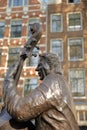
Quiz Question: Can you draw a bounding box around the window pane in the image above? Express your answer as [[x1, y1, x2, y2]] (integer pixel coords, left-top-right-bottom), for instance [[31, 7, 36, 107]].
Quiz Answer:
[[8, 0, 12, 7], [0, 21, 5, 38], [51, 39, 63, 61], [68, 38, 83, 61], [24, 78, 38, 96], [85, 111, 87, 121], [8, 48, 20, 67], [13, 0, 22, 6], [52, 15, 62, 32], [68, 13, 82, 31], [69, 69, 85, 97], [11, 20, 22, 38], [79, 111, 84, 121], [26, 48, 39, 66], [8, 0, 28, 7], [74, 0, 81, 3], [24, 0, 28, 5]]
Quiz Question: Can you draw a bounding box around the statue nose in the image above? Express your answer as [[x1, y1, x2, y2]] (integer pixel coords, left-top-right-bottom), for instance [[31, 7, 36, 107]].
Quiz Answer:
[[35, 66, 42, 71]]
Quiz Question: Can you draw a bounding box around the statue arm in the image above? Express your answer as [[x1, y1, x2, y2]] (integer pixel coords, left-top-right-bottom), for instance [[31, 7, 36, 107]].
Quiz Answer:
[[3, 75, 59, 121]]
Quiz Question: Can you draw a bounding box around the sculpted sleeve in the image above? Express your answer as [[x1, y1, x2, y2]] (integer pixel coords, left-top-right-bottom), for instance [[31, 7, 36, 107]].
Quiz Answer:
[[3, 74, 62, 122]]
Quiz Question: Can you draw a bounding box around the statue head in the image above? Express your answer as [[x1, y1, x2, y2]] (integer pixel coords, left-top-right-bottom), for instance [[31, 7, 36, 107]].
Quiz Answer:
[[36, 53, 63, 80]]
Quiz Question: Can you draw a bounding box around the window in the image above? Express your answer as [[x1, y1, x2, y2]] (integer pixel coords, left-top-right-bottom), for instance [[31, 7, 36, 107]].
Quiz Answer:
[[24, 78, 38, 96], [28, 18, 40, 36], [80, 126, 87, 130], [51, 14, 62, 32], [79, 111, 84, 121], [11, 20, 22, 38], [0, 21, 5, 38], [78, 111, 87, 122], [8, 47, 20, 67], [68, 13, 82, 31], [85, 111, 87, 121], [26, 48, 39, 66], [0, 49, 2, 65], [8, 0, 28, 7], [69, 69, 85, 97], [68, 0, 81, 3], [68, 38, 84, 61], [51, 39, 63, 61]]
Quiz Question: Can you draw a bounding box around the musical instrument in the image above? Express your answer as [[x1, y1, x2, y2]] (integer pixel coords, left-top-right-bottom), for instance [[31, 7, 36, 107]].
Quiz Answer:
[[0, 23, 42, 130]]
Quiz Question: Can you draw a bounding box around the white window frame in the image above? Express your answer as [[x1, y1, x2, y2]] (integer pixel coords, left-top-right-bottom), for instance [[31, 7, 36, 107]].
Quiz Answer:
[[50, 39, 63, 61], [8, 0, 28, 7], [10, 19, 22, 38], [69, 69, 86, 98], [50, 13, 63, 32], [7, 47, 21, 67], [68, 37, 84, 61], [67, 12, 82, 31]]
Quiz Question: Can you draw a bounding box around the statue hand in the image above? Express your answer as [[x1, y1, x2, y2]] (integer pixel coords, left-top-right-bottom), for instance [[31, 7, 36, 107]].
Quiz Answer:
[[20, 47, 27, 60], [20, 23, 42, 59]]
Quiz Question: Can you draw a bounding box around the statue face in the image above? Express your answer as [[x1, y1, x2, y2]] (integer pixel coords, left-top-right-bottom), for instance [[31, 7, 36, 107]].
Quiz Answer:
[[35, 58, 50, 80]]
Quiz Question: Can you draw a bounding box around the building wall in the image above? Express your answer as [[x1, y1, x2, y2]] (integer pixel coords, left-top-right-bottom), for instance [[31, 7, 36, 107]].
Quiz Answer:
[[47, 0, 87, 126], [0, 0, 87, 127]]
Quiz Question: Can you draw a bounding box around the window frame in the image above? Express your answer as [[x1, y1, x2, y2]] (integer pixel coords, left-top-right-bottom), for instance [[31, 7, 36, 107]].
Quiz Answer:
[[10, 19, 22, 38], [50, 13, 63, 32], [50, 39, 63, 61], [68, 37, 84, 61], [7, 47, 21, 67], [67, 12, 82, 31], [69, 69, 86, 98], [8, 0, 28, 7], [0, 21, 5, 38]]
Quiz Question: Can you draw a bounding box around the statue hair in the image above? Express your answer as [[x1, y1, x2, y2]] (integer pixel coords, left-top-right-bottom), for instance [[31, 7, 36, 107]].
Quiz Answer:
[[39, 53, 63, 75]]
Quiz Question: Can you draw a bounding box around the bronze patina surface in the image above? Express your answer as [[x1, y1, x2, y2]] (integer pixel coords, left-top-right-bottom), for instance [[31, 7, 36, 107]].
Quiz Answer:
[[0, 23, 79, 130]]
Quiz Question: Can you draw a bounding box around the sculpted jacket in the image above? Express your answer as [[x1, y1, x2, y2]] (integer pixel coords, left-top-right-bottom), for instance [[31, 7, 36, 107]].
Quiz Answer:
[[3, 72, 79, 130]]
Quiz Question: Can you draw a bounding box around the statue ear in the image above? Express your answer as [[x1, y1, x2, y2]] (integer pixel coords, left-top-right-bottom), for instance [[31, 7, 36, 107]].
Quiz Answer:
[[44, 62, 50, 71]]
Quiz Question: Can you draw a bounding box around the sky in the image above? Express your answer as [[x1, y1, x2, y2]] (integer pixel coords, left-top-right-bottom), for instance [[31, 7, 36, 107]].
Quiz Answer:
[[44, 0, 48, 2]]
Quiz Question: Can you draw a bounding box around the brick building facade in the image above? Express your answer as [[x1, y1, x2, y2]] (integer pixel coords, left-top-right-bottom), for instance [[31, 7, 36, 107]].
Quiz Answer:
[[47, 0, 87, 128], [0, 0, 87, 128]]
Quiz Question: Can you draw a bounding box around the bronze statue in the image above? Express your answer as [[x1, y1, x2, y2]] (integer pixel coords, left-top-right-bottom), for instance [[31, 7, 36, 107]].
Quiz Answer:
[[0, 23, 79, 130], [0, 22, 42, 130]]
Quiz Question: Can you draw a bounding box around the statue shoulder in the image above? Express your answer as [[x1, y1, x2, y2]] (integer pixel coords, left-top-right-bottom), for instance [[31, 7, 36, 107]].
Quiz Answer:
[[42, 73, 58, 86]]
